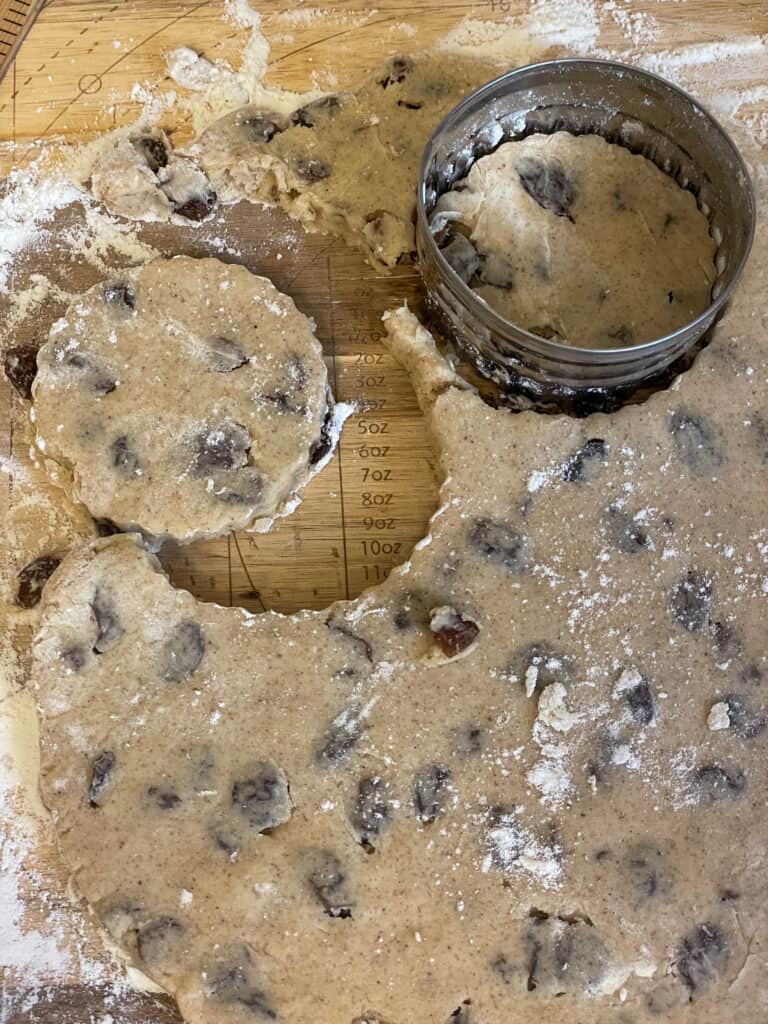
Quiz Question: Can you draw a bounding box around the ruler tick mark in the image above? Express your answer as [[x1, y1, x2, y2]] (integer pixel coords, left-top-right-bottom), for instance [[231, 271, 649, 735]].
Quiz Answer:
[[232, 533, 266, 613], [227, 534, 233, 608], [326, 253, 351, 602]]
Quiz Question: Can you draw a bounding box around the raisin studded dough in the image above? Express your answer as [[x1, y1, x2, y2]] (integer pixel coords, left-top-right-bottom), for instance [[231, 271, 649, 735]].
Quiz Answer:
[[432, 132, 717, 349], [89, 128, 218, 224], [32, 256, 331, 542], [193, 56, 494, 268], [32, 237, 768, 1024]]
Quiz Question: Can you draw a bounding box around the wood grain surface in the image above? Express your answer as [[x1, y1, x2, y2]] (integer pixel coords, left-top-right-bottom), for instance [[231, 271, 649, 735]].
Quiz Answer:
[[1, 1, 767, 1021]]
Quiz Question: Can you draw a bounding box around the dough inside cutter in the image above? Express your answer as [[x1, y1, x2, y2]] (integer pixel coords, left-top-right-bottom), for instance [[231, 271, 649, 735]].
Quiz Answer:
[[431, 131, 717, 349]]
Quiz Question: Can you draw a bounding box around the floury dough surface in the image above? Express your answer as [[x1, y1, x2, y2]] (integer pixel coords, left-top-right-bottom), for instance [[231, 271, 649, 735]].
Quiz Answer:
[[32, 256, 332, 542], [32, 262, 768, 1024], [193, 56, 495, 268], [432, 132, 717, 349]]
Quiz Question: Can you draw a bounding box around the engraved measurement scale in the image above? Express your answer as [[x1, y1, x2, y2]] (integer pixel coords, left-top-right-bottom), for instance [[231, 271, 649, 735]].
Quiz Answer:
[[0, 199, 432, 623], [0, 0, 45, 82], [0, 0, 437, 622], [1, 24, 437, 624], [154, 210, 438, 617]]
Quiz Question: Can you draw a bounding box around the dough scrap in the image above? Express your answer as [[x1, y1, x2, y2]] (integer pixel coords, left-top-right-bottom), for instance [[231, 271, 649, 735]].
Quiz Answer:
[[32, 256, 332, 542], [89, 128, 218, 224], [32, 285, 768, 1022], [87, 128, 219, 224], [432, 132, 717, 348], [192, 55, 495, 268]]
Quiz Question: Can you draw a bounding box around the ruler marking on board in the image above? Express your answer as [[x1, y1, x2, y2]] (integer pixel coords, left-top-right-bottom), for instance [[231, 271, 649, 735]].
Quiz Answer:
[[326, 252, 352, 602]]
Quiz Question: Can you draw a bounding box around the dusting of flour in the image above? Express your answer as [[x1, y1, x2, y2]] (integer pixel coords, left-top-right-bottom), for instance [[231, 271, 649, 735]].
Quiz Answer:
[[0, 625, 164, 1020], [0, 163, 81, 294], [2, 0, 768, 1016]]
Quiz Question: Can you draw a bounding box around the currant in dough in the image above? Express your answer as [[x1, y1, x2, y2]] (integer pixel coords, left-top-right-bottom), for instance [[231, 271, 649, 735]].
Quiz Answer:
[[431, 132, 717, 348], [32, 256, 332, 542], [32, 289, 768, 1022]]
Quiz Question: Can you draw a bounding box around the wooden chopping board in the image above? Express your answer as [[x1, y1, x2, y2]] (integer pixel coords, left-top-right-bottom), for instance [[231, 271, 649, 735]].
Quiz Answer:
[[1, 1, 767, 1021]]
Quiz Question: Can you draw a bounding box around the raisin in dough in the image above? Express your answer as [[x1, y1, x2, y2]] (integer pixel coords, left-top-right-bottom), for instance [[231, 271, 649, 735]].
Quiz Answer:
[[32, 256, 331, 542], [432, 132, 717, 348], [193, 56, 494, 268], [88, 128, 218, 223], [32, 242, 768, 1024]]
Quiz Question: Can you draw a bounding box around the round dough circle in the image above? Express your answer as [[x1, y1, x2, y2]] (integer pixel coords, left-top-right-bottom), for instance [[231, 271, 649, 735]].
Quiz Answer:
[[32, 256, 330, 541], [433, 132, 717, 349]]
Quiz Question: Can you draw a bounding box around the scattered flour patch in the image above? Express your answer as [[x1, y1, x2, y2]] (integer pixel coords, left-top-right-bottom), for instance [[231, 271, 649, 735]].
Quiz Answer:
[[273, 7, 326, 28], [593, 32, 768, 149], [535, 683, 582, 734], [1, 141, 159, 306], [0, 804, 72, 986], [435, 17, 537, 64], [0, 456, 32, 483], [276, 8, 372, 30], [310, 68, 340, 92], [613, 667, 643, 699], [527, 0, 599, 50], [58, 204, 159, 275], [603, 1, 660, 47], [641, 36, 768, 75], [610, 743, 640, 769], [482, 808, 563, 889], [708, 702, 731, 731], [527, 756, 572, 805], [390, 22, 418, 38], [166, 47, 232, 91], [224, 0, 262, 30], [438, 0, 599, 61], [527, 684, 583, 808], [171, 3, 316, 133], [0, 164, 83, 293], [127, 81, 179, 122], [716, 85, 768, 148], [0, 661, 148, 1015], [524, 663, 539, 697], [668, 746, 699, 809], [3, 275, 77, 334], [527, 468, 554, 494]]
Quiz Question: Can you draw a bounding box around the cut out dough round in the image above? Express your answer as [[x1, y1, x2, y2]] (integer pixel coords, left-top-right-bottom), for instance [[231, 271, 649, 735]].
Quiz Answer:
[[432, 132, 717, 348], [32, 256, 332, 542], [32, 282, 768, 1024]]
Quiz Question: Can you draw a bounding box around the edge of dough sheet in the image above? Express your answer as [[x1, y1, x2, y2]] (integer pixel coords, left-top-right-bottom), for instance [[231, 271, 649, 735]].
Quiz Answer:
[[24, 297, 732, 1012]]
